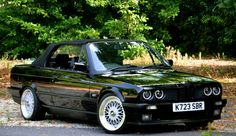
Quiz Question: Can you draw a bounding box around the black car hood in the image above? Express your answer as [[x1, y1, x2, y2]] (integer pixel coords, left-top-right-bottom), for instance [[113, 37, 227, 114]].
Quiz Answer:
[[102, 69, 216, 86]]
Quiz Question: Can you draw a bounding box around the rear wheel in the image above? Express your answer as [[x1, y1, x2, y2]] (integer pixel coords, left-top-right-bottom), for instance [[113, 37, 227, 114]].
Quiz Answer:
[[98, 93, 126, 133], [20, 87, 45, 120]]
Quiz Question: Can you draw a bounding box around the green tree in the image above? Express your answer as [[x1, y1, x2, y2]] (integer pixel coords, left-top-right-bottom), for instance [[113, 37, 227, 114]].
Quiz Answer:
[[143, 0, 180, 42], [1, 0, 235, 58], [169, 0, 236, 56], [100, 0, 152, 40], [0, 0, 99, 58]]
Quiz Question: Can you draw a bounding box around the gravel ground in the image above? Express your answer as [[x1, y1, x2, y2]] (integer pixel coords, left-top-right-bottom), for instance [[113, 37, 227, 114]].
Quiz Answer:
[[0, 98, 98, 129], [211, 97, 236, 132], [0, 97, 235, 132]]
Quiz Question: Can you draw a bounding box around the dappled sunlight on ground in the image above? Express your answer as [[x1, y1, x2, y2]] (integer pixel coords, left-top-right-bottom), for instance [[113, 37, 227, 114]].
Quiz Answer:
[[173, 59, 236, 67]]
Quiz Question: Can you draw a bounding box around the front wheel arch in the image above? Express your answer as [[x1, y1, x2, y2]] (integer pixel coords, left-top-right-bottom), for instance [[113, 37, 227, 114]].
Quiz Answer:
[[98, 87, 125, 104]]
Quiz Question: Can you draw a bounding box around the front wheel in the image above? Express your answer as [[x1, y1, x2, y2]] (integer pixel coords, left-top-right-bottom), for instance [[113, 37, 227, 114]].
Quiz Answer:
[[98, 93, 126, 133], [20, 87, 45, 120]]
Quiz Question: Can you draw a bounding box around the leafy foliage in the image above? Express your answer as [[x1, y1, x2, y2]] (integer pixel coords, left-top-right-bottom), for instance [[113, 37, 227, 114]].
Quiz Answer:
[[169, 0, 236, 56], [119, 45, 146, 60], [0, 0, 100, 58], [0, 0, 235, 58]]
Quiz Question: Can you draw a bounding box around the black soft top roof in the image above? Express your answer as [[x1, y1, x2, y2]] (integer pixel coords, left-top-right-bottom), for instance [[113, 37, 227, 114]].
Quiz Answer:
[[32, 39, 143, 67]]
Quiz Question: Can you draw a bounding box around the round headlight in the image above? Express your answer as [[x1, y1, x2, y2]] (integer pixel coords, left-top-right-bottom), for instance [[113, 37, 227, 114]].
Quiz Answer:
[[154, 90, 164, 99], [204, 87, 212, 96], [142, 91, 152, 100], [212, 87, 221, 95]]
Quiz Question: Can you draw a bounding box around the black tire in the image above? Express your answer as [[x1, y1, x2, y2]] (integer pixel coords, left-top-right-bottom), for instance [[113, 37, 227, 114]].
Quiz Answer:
[[20, 87, 45, 120], [97, 93, 127, 133]]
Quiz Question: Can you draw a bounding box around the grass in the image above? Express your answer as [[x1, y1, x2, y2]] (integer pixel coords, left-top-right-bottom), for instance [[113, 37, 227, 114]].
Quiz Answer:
[[0, 88, 7, 98], [168, 50, 235, 97], [0, 47, 235, 98], [172, 59, 236, 97], [0, 59, 31, 70], [201, 130, 221, 136], [0, 60, 30, 98], [0, 53, 235, 132], [0, 55, 236, 97], [163, 46, 236, 97]]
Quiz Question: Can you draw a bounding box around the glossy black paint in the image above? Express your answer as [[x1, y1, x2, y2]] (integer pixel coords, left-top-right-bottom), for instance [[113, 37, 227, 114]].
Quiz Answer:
[[9, 39, 227, 125]]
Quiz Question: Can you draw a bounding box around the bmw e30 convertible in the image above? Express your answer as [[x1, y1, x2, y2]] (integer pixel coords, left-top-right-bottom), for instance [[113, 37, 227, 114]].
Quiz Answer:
[[8, 39, 227, 133]]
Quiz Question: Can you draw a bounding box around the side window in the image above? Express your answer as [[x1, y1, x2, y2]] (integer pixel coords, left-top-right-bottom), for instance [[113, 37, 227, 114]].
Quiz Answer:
[[46, 45, 88, 72], [79, 47, 87, 64], [74, 47, 88, 72]]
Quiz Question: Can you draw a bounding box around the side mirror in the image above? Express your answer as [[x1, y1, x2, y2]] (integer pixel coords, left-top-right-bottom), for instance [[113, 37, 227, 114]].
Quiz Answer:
[[168, 59, 173, 66], [74, 62, 88, 72]]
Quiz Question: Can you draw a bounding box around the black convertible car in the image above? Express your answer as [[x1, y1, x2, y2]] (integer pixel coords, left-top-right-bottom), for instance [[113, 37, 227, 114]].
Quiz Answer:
[[8, 39, 226, 133]]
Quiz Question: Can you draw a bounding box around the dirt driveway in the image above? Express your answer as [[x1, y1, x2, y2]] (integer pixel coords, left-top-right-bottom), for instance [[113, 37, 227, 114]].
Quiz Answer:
[[0, 96, 235, 132]]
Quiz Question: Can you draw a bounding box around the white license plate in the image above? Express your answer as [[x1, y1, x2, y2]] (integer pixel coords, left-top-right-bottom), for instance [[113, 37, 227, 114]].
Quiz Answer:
[[172, 101, 205, 112]]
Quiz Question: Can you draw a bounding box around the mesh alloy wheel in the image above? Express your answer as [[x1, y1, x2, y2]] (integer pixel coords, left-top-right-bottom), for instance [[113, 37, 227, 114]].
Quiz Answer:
[[98, 94, 126, 133], [20, 87, 45, 120], [21, 89, 35, 119]]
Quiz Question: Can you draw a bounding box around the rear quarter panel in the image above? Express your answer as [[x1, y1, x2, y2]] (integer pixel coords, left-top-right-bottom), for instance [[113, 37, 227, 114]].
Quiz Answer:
[[10, 64, 54, 106]]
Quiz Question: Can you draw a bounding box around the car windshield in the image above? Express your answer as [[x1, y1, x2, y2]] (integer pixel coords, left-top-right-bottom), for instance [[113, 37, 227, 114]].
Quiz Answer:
[[88, 41, 171, 73]]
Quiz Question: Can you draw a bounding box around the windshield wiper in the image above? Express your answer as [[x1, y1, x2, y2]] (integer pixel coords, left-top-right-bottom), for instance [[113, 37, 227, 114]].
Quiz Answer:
[[110, 65, 141, 71], [142, 65, 171, 69], [110, 64, 171, 72]]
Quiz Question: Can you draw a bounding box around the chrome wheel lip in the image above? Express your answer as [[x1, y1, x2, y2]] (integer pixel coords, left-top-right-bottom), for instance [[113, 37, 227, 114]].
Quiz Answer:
[[99, 96, 125, 131], [21, 89, 35, 119]]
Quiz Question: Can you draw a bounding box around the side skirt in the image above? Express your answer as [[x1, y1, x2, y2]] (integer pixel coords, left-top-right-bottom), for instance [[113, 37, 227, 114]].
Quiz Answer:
[[43, 105, 97, 121]]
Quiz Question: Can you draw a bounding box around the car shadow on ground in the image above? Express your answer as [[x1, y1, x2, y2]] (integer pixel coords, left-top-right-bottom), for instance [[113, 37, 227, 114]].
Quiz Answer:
[[44, 114, 207, 134]]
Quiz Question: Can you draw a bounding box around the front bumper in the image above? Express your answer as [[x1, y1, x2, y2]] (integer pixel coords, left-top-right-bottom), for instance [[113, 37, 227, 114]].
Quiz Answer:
[[123, 99, 227, 125]]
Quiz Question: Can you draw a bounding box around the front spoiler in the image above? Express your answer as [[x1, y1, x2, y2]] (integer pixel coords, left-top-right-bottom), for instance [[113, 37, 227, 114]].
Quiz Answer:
[[123, 99, 227, 125]]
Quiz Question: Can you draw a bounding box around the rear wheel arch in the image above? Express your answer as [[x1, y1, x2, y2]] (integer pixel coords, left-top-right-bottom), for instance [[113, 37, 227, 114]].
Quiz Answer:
[[20, 86, 29, 96], [20, 83, 38, 96], [20, 87, 45, 120]]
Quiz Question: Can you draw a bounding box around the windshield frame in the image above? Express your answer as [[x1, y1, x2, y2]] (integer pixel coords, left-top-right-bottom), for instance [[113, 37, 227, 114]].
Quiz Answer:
[[86, 40, 172, 75]]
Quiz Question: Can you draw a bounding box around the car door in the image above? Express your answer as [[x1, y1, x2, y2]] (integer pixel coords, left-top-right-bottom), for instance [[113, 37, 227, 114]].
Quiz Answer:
[[45, 44, 92, 111]]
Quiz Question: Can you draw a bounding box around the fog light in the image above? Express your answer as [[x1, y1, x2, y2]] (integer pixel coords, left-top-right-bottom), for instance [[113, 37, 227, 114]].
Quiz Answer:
[[146, 105, 157, 110], [142, 114, 152, 121], [215, 101, 222, 106], [213, 109, 221, 116]]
